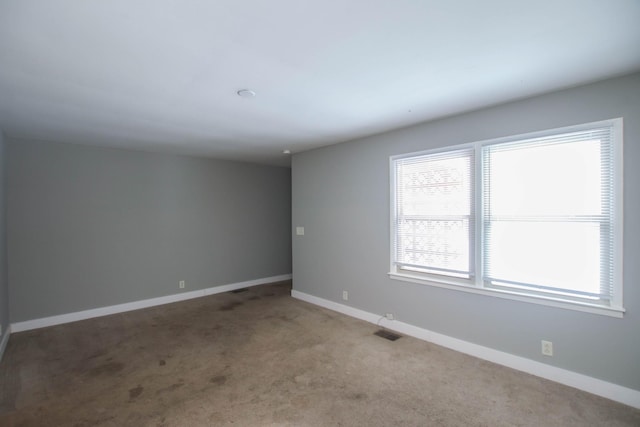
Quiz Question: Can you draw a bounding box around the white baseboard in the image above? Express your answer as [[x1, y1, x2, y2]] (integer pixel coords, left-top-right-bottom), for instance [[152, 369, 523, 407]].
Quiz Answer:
[[0, 325, 11, 362], [291, 289, 640, 410], [11, 274, 292, 333]]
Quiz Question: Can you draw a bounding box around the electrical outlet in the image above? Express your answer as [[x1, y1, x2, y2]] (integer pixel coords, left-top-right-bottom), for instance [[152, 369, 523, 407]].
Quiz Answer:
[[342, 290, 348, 301], [385, 313, 394, 320], [541, 340, 553, 356], [179, 280, 185, 289]]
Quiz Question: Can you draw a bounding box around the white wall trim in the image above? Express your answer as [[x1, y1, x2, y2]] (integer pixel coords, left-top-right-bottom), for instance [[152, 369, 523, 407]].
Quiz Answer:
[[291, 289, 640, 410], [11, 274, 292, 333], [0, 325, 11, 362]]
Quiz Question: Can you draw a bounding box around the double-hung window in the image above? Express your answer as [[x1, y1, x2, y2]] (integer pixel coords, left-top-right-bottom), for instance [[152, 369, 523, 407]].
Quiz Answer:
[[390, 119, 623, 316], [393, 148, 475, 281]]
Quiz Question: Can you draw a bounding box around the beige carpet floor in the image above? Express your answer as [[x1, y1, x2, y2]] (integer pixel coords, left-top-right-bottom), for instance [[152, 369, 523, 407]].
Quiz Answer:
[[0, 281, 638, 426]]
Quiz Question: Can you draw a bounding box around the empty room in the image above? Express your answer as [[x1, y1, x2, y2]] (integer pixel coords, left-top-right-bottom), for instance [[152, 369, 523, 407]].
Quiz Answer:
[[1, 1, 639, 426]]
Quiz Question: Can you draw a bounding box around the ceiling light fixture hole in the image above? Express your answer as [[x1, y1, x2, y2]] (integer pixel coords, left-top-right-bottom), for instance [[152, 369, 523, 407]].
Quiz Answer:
[[237, 89, 256, 98]]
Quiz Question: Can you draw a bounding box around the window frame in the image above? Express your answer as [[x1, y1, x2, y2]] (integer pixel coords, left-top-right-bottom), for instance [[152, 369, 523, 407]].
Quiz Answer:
[[389, 118, 624, 318]]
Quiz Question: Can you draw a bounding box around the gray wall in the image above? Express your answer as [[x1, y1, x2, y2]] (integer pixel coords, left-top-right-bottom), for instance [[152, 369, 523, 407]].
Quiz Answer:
[[292, 73, 640, 391], [0, 130, 8, 344], [8, 140, 291, 322]]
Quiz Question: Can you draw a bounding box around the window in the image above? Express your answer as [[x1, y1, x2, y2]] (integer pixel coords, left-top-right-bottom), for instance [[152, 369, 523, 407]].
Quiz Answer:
[[390, 119, 623, 316], [393, 149, 475, 279]]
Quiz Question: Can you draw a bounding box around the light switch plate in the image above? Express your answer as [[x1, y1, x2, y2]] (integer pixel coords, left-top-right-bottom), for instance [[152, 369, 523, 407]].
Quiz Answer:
[[296, 226, 305, 236]]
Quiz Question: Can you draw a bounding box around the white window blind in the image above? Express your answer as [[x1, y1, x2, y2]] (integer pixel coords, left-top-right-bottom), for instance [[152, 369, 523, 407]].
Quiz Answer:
[[393, 148, 474, 279], [482, 127, 615, 303], [390, 118, 623, 316]]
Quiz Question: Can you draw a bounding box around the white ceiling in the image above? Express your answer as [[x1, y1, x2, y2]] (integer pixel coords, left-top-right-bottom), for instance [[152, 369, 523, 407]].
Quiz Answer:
[[1, 1, 639, 167]]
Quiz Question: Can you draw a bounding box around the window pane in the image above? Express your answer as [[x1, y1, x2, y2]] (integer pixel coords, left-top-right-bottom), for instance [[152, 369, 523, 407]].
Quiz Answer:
[[485, 221, 602, 296], [398, 155, 471, 216], [397, 217, 470, 274], [487, 140, 602, 216]]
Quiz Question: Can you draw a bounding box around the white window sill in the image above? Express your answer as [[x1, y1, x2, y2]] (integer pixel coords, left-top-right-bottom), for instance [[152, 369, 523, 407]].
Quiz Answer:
[[388, 272, 625, 318]]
